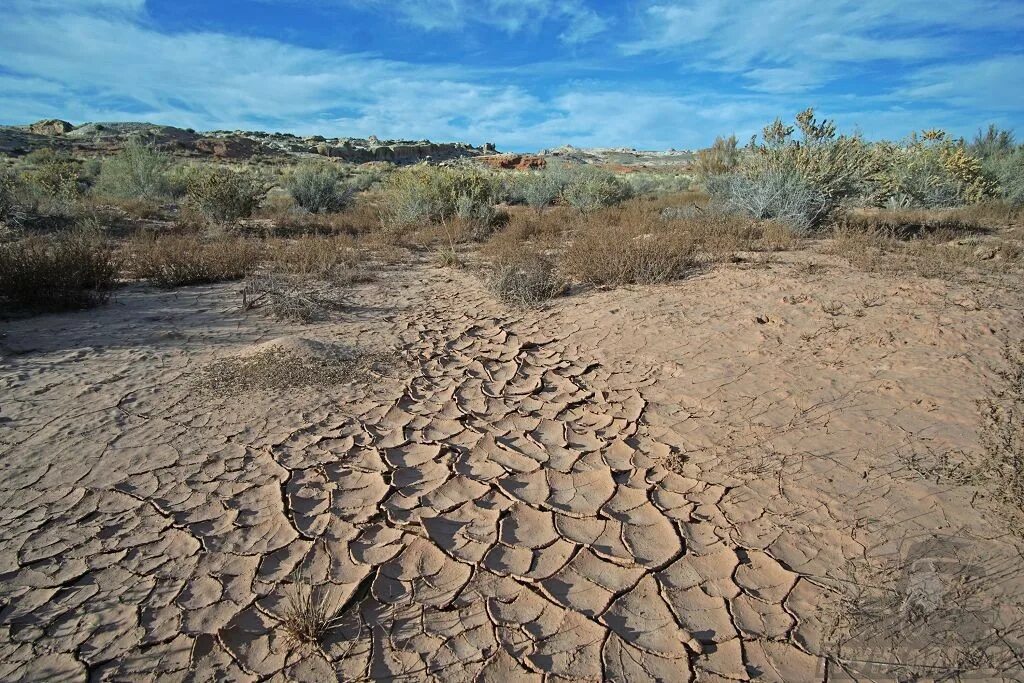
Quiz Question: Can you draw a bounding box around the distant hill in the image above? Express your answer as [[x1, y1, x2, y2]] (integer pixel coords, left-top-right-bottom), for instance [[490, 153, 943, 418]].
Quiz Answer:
[[0, 119, 497, 165]]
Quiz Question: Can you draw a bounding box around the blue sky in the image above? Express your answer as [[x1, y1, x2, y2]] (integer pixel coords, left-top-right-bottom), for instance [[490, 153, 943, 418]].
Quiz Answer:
[[1, 0, 1022, 151]]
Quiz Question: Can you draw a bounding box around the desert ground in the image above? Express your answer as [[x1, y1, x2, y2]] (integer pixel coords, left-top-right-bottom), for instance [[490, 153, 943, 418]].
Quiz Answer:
[[2, 116, 1024, 681], [3, 242, 1024, 681]]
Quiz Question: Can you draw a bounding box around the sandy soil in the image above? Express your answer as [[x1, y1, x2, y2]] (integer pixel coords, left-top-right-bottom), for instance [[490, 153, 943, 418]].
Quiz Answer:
[[2, 253, 1023, 681]]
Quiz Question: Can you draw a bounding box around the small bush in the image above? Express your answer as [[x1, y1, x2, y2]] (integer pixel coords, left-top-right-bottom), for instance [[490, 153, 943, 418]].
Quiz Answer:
[[186, 167, 265, 222], [487, 251, 565, 307], [562, 219, 699, 286], [0, 230, 117, 310], [707, 168, 830, 236], [380, 166, 501, 235], [264, 235, 367, 282], [279, 576, 345, 645], [286, 161, 354, 214], [559, 164, 632, 213], [693, 135, 740, 180], [874, 131, 994, 209], [95, 141, 173, 200], [20, 149, 82, 213], [128, 234, 261, 287], [1, 169, 26, 226], [987, 149, 1024, 207], [511, 169, 566, 213]]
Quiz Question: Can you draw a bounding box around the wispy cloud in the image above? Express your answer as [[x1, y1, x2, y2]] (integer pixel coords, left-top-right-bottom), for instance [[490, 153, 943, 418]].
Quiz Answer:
[[0, 0, 1021, 149], [326, 0, 608, 44]]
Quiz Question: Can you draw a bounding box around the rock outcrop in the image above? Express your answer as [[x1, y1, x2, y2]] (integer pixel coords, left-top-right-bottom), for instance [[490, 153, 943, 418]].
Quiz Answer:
[[28, 119, 75, 136]]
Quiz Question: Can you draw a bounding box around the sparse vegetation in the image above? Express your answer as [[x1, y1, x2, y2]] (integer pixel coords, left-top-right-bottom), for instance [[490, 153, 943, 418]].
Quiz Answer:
[[286, 161, 354, 214], [128, 234, 262, 287], [95, 140, 174, 200], [279, 577, 345, 647], [486, 250, 565, 307], [186, 167, 265, 222], [559, 163, 633, 213], [0, 229, 117, 310], [561, 214, 699, 286], [0, 169, 25, 226]]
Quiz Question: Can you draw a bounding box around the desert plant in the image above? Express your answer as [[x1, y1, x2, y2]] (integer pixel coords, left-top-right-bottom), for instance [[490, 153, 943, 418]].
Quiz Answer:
[[380, 165, 500, 229], [706, 167, 830, 236], [286, 161, 355, 214], [987, 148, 1024, 207], [559, 164, 632, 213], [0, 169, 25, 226], [128, 234, 261, 287], [561, 219, 699, 285], [709, 109, 875, 232], [487, 251, 565, 307], [512, 168, 567, 213], [0, 230, 117, 310], [279, 576, 345, 646], [874, 131, 994, 209], [186, 167, 265, 222], [969, 124, 1016, 161], [95, 140, 173, 200], [693, 135, 740, 180], [21, 148, 82, 210]]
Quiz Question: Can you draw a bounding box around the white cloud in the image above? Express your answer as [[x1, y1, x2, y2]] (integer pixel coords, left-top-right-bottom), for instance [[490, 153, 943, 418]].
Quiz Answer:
[[900, 55, 1024, 111], [318, 0, 607, 44], [619, 0, 1024, 89]]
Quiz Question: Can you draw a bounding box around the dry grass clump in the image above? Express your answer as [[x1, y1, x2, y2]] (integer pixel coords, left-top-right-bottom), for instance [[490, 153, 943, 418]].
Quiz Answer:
[[978, 340, 1024, 507], [562, 223, 699, 286], [279, 578, 346, 647], [486, 250, 566, 307], [828, 224, 1021, 281], [194, 338, 392, 393], [0, 230, 117, 311], [127, 234, 262, 287], [832, 207, 991, 240], [241, 274, 343, 322], [263, 234, 368, 282], [258, 193, 382, 237]]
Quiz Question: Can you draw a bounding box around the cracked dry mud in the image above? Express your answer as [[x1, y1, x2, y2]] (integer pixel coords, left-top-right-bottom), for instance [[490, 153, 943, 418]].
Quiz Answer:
[[2, 257, 1024, 681]]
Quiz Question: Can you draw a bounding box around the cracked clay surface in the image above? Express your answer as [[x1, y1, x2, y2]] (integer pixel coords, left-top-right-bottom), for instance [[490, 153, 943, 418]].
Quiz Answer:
[[2, 258, 1024, 681]]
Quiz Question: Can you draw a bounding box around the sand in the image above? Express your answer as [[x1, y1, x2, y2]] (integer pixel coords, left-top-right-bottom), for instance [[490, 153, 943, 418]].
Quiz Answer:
[[2, 253, 1023, 681]]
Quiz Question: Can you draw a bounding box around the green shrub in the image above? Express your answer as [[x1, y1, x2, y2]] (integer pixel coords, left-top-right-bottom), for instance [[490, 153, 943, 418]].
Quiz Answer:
[[0, 230, 117, 310], [708, 109, 875, 231], [511, 168, 567, 213], [559, 164, 632, 213], [286, 161, 354, 213], [186, 167, 265, 222], [95, 141, 173, 200], [128, 234, 262, 287], [987, 148, 1024, 207], [969, 124, 1016, 161], [874, 131, 994, 208], [380, 165, 500, 229], [21, 148, 82, 208]]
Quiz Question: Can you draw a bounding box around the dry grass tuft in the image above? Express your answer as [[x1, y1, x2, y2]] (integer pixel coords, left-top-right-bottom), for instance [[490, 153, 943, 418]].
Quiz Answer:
[[241, 274, 343, 322], [978, 340, 1024, 507], [560, 206, 702, 286], [486, 250, 566, 307], [127, 234, 262, 287], [280, 576, 345, 647], [0, 230, 118, 311]]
